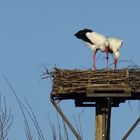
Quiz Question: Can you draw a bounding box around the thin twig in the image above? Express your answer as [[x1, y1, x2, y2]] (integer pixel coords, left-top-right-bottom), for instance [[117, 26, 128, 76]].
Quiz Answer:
[[23, 98, 45, 140], [62, 118, 69, 140], [3, 75, 33, 140]]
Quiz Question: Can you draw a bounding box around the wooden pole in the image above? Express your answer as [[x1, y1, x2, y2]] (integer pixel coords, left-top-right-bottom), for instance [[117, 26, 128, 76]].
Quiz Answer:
[[95, 100, 111, 140]]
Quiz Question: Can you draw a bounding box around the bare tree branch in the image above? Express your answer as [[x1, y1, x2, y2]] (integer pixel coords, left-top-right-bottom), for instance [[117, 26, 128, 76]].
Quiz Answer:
[[48, 115, 57, 140], [0, 94, 13, 140], [3, 75, 33, 140], [22, 98, 45, 140]]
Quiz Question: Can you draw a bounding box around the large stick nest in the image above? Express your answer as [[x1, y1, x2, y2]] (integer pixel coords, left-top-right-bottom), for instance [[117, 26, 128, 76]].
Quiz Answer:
[[43, 67, 140, 96]]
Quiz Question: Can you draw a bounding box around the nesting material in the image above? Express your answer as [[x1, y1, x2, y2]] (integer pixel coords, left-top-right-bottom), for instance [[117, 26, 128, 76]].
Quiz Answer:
[[43, 67, 140, 98]]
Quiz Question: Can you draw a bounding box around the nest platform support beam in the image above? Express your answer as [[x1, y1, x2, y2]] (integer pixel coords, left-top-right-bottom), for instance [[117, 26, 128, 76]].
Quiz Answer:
[[122, 115, 140, 140], [50, 99, 82, 140], [95, 98, 111, 140]]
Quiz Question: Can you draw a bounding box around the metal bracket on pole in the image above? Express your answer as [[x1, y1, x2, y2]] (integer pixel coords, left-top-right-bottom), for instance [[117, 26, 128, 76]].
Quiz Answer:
[[50, 99, 82, 140], [122, 116, 140, 140]]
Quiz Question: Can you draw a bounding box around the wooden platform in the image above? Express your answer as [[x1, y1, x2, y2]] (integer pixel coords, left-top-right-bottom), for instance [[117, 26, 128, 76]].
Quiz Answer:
[[44, 68, 140, 106]]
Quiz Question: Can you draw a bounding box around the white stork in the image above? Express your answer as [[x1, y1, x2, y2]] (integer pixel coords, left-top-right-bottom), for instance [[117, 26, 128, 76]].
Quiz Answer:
[[74, 28, 123, 70]]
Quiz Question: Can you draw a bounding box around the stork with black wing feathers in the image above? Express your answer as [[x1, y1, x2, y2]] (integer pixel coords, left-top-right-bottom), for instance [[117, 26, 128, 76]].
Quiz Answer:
[[74, 29, 123, 70]]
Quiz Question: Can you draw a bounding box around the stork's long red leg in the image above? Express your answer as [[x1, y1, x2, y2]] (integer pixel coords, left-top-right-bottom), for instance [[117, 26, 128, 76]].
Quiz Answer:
[[114, 59, 117, 70], [93, 51, 96, 70], [105, 47, 109, 69]]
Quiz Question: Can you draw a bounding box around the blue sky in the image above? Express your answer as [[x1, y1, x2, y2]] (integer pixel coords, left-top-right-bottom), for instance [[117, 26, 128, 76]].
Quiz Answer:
[[0, 0, 140, 140]]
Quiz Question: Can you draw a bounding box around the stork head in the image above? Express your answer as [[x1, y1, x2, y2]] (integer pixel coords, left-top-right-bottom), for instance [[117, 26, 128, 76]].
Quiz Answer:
[[117, 39, 123, 50], [114, 51, 120, 59], [107, 37, 123, 51]]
